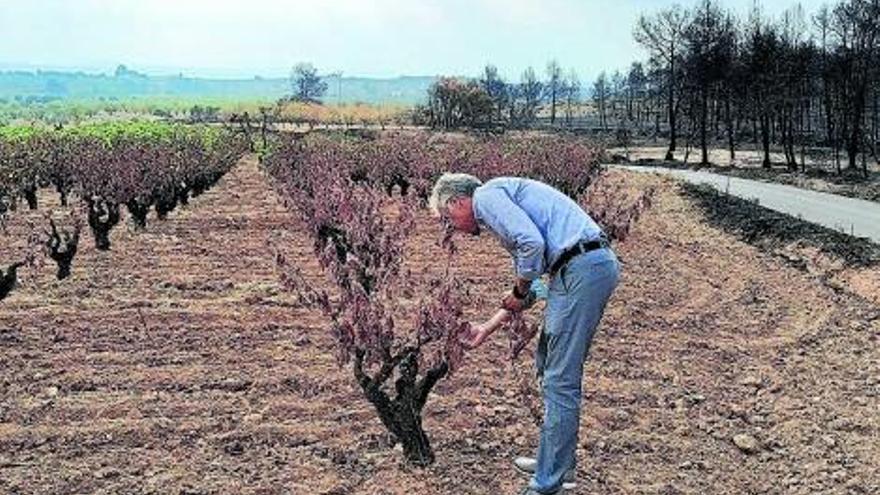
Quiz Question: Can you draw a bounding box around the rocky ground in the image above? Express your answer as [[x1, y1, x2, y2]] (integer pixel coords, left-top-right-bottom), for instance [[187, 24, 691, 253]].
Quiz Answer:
[[0, 156, 877, 494]]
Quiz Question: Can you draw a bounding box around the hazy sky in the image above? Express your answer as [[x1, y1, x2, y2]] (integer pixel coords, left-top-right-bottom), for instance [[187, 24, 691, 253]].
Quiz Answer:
[[1, 0, 830, 80]]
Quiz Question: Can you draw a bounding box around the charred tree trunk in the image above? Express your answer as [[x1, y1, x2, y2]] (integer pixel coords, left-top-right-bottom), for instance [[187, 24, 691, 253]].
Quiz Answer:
[[753, 117, 759, 147], [872, 91, 879, 166], [835, 138, 842, 175], [725, 92, 736, 161], [799, 96, 807, 172], [761, 113, 772, 168], [847, 123, 862, 174], [712, 95, 720, 138], [785, 108, 797, 171], [654, 106, 661, 137], [824, 89, 835, 150], [700, 88, 709, 166], [666, 55, 677, 161]]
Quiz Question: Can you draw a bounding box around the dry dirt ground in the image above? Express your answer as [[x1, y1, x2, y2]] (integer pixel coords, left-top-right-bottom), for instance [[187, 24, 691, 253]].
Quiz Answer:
[[1, 156, 878, 495]]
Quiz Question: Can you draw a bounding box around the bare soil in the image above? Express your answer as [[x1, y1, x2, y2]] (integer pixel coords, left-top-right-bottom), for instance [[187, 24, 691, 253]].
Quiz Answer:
[[0, 157, 877, 495]]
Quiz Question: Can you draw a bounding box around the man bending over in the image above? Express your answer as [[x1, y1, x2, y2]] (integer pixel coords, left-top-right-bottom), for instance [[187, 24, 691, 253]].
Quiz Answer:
[[430, 173, 620, 495]]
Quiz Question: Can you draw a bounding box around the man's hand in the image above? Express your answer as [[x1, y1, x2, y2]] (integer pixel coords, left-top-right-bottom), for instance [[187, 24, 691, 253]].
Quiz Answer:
[[501, 292, 526, 312], [501, 277, 533, 312], [460, 322, 494, 350], [460, 309, 511, 351]]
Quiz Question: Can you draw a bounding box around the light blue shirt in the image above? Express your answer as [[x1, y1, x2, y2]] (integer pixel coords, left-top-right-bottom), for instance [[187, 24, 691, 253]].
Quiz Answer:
[[472, 177, 603, 280]]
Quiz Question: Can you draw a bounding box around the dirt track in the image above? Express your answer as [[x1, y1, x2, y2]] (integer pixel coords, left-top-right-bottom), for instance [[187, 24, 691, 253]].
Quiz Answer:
[[0, 156, 878, 495]]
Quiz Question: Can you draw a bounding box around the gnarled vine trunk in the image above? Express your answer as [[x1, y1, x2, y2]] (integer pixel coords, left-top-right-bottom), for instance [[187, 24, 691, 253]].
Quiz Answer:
[[56, 184, 69, 207], [45, 219, 80, 280], [23, 186, 38, 210], [353, 349, 448, 466], [176, 185, 190, 206], [1, 262, 24, 301], [126, 199, 151, 229], [87, 199, 120, 251], [155, 191, 178, 220]]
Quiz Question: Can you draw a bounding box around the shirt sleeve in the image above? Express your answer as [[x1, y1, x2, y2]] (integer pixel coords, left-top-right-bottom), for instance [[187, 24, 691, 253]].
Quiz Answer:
[[473, 186, 546, 280]]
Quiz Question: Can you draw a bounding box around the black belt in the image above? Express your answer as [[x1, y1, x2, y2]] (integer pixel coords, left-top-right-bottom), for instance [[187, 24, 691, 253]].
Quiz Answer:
[[549, 237, 610, 278]]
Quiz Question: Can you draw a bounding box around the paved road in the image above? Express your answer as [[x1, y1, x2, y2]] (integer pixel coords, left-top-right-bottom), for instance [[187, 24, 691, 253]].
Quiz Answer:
[[613, 165, 880, 243]]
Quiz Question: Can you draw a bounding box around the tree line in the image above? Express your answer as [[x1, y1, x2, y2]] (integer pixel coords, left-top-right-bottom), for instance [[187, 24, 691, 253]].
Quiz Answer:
[[419, 0, 879, 177], [611, 0, 879, 175], [417, 61, 582, 131]]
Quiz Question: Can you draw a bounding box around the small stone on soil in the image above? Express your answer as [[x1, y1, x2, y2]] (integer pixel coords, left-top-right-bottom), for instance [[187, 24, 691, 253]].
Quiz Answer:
[[733, 433, 760, 454], [740, 375, 763, 387]]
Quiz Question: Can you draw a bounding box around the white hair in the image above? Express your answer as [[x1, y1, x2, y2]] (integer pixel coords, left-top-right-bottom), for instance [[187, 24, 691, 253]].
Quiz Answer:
[[428, 173, 482, 214]]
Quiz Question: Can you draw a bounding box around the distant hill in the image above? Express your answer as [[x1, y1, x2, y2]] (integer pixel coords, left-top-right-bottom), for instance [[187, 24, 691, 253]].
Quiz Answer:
[[0, 66, 436, 105]]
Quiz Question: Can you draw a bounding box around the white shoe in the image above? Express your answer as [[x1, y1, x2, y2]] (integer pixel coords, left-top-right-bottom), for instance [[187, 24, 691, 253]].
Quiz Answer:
[[518, 487, 565, 495], [513, 457, 577, 490]]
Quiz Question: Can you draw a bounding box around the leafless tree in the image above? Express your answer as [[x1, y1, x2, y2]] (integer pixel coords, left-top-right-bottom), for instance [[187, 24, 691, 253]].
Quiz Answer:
[[545, 60, 564, 125], [519, 67, 544, 127], [830, 0, 879, 175], [635, 4, 691, 160], [682, 0, 735, 165], [481, 64, 509, 124], [563, 69, 581, 127], [593, 72, 610, 131]]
